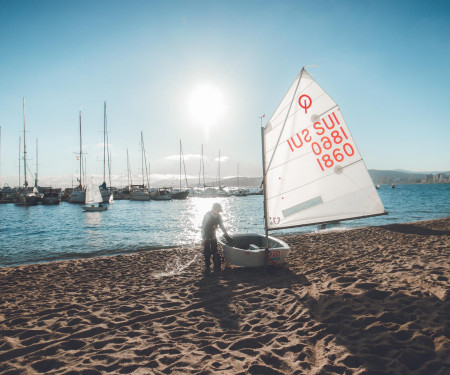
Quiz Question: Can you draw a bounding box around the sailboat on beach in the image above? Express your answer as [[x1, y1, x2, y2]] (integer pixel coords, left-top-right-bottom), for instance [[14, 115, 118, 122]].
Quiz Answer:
[[220, 67, 387, 267]]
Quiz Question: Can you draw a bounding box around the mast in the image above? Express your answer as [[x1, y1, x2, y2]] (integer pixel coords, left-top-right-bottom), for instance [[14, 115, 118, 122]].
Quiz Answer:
[[18, 136, 21, 190], [143, 149, 150, 188], [218, 149, 221, 189], [23, 97, 27, 193], [79, 110, 83, 188], [103, 101, 106, 185], [201, 144, 205, 188], [126, 148, 131, 187], [180, 141, 188, 188], [140, 131, 144, 186], [35, 138, 38, 188], [261, 126, 269, 248], [179, 140, 182, 189], [106, 108, 112, 190]]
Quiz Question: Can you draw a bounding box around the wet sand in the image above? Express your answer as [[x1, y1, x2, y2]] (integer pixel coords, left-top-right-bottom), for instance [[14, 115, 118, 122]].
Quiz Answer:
[[0, 218, 449, 374]]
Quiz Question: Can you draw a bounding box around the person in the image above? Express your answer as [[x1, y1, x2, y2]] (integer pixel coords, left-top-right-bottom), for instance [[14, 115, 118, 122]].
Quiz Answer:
[[201, 202, 232, 273]]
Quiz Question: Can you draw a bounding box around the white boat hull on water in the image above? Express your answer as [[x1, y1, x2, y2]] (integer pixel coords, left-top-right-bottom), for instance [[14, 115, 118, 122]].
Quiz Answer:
[[219, 234, 290, 267]]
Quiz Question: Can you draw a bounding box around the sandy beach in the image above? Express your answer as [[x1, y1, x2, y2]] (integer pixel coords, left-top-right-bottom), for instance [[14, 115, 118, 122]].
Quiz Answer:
[[0, 218, 449, 374]]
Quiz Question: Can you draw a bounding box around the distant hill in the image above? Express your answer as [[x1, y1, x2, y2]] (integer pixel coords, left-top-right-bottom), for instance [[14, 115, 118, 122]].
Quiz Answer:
[[368, 170, 449, 184], [152, 176, 263, 188], [151, 170, 449, 188]]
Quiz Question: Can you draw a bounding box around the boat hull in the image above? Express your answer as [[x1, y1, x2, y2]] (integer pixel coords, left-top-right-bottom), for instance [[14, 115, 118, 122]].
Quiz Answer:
[[151, 194, 172, 201], [42, 196, 61, 205], [130, 191, 151, 201], [82, 205, 108, 212], [219, 233, 290, 267], [68, 190, 86, 203], [172, 189, 189, 200]]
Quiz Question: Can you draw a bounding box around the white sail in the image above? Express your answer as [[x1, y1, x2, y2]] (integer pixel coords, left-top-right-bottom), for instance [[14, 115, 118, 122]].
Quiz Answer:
[[264, 68, 386, 230], [85, 177, 103, 205]]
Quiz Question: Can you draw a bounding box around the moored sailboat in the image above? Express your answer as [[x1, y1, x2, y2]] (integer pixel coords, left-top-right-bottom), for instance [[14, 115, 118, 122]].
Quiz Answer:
[[15, 98, 38, 207], [82, 176, 107, 212], [220, 67, 387, 267], [130, 132, 151, 201], [99, 101, 112, 203], [69, 110, 86, 203], [172, 140, 190, 200]]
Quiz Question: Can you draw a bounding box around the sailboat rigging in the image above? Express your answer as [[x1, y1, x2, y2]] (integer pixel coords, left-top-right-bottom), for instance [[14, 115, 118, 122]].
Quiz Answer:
[[172, 140, 190, 200], [130, 132, 151, 201], [15, 97, 38, 206], [68, 110, 86, 203], [99, 101, 112, 203], [220, 67, 387, 267]]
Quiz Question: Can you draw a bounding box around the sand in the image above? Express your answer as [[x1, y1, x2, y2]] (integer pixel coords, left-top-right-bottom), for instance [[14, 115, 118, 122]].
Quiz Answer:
[[0, 218, 449, 374]]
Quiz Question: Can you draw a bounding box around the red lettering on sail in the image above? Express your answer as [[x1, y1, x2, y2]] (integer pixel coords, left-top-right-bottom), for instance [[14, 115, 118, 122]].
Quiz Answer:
[[285, 110, 356, 172], [313, 122, 325, 136]]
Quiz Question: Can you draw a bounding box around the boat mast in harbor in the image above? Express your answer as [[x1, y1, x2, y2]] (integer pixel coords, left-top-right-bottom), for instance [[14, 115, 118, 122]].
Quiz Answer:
[[23, 97, 27, 197], [35, 138, 38, 188], [78, 110, 83, 188]]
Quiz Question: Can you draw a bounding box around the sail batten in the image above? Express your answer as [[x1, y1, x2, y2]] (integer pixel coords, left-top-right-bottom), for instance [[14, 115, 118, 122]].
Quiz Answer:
[[264, 68, 386, 230]]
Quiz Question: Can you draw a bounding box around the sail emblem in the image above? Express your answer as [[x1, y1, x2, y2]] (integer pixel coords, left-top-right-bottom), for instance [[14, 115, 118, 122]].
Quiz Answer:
[[298, 94, 312, 113], [272, 217, 281, 225]]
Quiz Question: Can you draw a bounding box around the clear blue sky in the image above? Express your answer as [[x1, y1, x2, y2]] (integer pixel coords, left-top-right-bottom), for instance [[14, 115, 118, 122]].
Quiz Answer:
[[1, 0, 449, 188]]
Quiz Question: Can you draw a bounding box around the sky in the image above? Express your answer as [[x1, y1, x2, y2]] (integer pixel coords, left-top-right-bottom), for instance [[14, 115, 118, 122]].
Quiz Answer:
[[0, 0, 449, 188]]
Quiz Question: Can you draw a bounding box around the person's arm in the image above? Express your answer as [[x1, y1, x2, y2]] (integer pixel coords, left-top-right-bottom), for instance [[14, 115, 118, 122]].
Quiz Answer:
[[201, 212, 211, 240], [218, 215, 232, 242]]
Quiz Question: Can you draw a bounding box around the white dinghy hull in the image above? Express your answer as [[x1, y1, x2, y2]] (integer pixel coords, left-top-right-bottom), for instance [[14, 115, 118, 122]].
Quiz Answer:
[[219, 234, 290, 267]]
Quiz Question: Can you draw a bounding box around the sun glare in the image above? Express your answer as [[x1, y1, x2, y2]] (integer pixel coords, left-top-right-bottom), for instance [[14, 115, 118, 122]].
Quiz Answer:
[[188, 85, 225, 127]]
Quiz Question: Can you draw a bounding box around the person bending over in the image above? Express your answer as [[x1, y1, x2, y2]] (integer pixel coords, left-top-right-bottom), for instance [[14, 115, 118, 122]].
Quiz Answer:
[[201, 202, 232, 272]]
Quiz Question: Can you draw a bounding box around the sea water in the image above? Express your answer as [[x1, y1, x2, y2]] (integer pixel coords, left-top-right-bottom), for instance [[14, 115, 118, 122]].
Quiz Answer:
[[0, 184, 449, 267]]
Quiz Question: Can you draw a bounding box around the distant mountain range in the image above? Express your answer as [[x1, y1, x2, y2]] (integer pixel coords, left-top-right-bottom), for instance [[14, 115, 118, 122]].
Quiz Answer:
[[153, 170, 449, 188], [368, 169, 449, 184]]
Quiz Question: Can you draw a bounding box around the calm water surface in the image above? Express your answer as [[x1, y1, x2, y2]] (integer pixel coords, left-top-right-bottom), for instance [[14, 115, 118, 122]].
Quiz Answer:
[[0, 184, 449, 266]]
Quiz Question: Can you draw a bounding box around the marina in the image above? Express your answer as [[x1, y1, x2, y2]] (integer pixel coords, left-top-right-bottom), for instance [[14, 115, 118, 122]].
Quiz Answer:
[[0, 183, 448, 267]]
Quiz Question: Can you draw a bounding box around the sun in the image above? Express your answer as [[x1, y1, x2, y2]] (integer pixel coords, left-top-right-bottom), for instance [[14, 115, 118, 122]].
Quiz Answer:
[[188, 85, 225, 127]]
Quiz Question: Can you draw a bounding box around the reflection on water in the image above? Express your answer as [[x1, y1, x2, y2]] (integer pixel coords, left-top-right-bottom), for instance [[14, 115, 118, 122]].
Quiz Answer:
[[1, 184, 449, 266], [84, 211, 103, 227], [84, 211, 104, 248]]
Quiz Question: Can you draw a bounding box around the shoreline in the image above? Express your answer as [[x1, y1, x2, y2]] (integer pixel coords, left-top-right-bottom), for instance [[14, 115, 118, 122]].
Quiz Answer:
[[1, 217, 449, 374], [2, 216, 449, 269]]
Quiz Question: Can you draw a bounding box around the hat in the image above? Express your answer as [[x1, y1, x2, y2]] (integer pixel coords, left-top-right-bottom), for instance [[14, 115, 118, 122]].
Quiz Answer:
[[212, 202, 223, 212]]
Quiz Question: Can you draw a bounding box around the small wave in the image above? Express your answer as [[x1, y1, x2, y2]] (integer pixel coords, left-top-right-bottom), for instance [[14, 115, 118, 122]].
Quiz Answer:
[[0, 244, 195, 267], [152, 254, 199, 279]]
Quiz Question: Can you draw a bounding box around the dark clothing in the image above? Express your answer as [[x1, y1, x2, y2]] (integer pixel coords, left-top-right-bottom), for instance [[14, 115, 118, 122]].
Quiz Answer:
[[203, 239, 221, 271], [201, 210, 227, 271]]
